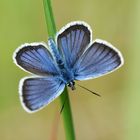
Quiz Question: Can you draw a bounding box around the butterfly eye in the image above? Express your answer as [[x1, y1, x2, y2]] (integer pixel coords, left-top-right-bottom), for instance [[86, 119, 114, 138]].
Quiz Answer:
[[68, 81, 75, 87], [67, 81, 75, 90]]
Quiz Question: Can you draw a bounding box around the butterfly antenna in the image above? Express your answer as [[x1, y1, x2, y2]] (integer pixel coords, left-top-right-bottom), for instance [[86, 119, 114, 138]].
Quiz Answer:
[[60, 94, 67, 114], [77, 84, 101, 97]]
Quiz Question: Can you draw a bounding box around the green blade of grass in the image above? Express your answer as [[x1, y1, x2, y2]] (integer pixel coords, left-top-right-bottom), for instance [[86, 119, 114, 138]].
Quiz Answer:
[[43, 0, 75, 140]]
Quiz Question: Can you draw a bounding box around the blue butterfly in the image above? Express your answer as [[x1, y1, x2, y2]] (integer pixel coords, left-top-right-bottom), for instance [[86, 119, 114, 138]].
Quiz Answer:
[[13, 21, 124, 113]]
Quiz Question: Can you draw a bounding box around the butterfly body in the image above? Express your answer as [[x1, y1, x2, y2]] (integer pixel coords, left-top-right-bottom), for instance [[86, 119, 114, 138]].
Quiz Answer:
[[13, 21, 124, 113], [48, 38, 75, 88]]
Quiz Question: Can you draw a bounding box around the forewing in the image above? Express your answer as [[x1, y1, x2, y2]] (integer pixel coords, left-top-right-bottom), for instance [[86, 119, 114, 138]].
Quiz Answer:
[[13, 43, 58, 76], [74, 39, 124, 80], [20, 77, 65, 113], [57, 21, 91, 68]]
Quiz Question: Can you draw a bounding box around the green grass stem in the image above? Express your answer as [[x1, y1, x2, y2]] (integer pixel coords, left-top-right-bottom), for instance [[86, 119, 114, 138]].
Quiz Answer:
[[43, 0, 75, 140]]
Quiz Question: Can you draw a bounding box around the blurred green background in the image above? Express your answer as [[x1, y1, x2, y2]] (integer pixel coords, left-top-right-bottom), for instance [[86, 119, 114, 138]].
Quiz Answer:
[[0, 0, 139, 140]]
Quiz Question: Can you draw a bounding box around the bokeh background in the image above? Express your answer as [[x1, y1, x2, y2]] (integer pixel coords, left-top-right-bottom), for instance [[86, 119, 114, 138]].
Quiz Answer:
[[0, 0, 139, 140]]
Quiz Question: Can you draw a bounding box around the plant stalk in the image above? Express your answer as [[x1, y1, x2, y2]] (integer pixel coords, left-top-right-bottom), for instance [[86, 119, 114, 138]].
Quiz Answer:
[[43, 0, 75, 140]]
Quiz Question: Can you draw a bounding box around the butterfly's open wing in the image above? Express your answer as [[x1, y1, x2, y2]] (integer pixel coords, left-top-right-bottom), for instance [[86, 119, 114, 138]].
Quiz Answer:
[[74, 39, 124, 80], [20, 77, 65, 113], [57, 21, 91, 68], [13, 43, 58, 76]]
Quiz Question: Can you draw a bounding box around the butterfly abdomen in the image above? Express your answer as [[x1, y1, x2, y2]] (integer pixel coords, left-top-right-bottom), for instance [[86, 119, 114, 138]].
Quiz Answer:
[[48, 38, 62, 61], [57, 60, 65, 69]]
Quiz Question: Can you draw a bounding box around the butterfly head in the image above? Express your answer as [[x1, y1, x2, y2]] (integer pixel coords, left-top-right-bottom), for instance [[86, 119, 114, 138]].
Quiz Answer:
[[68, 81, 75, 90]]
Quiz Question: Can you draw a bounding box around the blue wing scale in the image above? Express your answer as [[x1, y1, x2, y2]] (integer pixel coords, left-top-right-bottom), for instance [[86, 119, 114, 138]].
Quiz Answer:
[[20, 77, 65, 113], [14, 43, 58, 76], [74, 39, 123, 80], [57, 22, 91, 68]]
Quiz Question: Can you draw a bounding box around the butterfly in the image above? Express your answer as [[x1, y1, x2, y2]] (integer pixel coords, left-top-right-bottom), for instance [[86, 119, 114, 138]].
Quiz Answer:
[[13, 21, 124, 113]]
